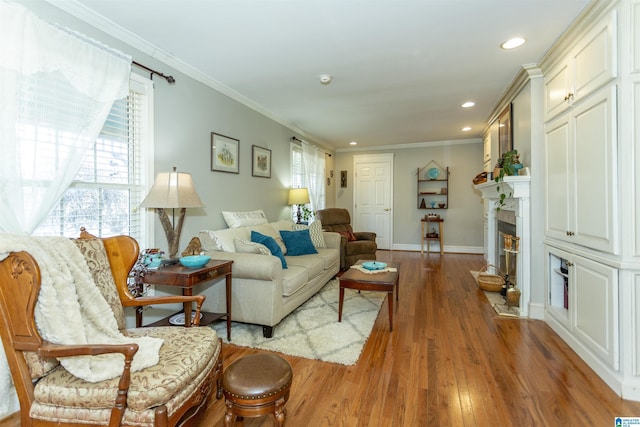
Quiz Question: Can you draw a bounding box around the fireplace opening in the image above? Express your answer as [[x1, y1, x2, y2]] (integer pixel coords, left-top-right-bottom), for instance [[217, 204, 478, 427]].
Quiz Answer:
[[496, 210, 517, 286]]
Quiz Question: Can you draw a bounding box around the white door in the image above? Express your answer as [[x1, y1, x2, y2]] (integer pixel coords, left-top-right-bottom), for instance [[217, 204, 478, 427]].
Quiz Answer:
[[353, 154, 393, 250]]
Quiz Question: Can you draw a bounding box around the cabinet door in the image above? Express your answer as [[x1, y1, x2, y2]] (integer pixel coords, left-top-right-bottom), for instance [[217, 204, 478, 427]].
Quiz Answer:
[[572, 255, 619, 370], [572, 10, 617, 102], [544, 115, 571, 242], [544, 60, 572, 121], [572, 85, 618, 254]]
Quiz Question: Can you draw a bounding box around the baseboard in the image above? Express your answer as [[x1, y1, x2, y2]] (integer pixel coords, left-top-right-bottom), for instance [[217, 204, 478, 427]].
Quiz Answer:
[[391, 243, 484, 254], [527, 302, 545, 320]]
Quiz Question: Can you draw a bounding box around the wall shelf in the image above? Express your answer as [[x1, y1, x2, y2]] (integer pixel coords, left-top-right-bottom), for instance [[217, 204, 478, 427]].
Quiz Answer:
[[417, 161, 449, 209]]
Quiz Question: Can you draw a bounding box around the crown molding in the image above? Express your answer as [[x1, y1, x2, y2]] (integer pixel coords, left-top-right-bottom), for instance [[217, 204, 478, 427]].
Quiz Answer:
[[43, 0, 331, 149]]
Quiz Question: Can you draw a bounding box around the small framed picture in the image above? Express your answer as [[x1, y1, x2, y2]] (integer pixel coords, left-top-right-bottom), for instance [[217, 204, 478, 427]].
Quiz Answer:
[[251, 145, 271, 178], [211, 132, 239, 174]]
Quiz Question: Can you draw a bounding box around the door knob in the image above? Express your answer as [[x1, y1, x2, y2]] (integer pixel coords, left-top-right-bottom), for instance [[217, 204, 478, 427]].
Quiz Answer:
[[384, 208, 391, 211]]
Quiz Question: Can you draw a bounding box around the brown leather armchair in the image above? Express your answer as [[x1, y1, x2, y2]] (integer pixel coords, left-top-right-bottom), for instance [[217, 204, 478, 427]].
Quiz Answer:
[[316, 208, 377, 270]]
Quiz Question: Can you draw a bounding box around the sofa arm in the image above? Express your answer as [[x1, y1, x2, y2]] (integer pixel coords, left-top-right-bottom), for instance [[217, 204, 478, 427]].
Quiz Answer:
[[201, 250, 283, 281], [322, 231, 342, 249], [354, 231, 376, 241]]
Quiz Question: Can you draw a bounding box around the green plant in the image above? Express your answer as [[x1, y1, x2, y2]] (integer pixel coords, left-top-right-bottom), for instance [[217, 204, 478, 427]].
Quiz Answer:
[[494, 149, 521, 211], [301, 205, 314, 222]]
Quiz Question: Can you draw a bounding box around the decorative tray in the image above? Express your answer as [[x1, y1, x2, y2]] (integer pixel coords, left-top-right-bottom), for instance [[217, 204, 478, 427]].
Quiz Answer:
[[362, 261, 387, 271]]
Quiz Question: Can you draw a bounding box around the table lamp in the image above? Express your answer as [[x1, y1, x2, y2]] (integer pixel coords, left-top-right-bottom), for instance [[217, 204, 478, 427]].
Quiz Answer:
[[288, 188, 310, 224], [140, 167, 204, 259]]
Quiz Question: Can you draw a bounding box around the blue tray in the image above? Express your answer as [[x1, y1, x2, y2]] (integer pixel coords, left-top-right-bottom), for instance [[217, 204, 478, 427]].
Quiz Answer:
[[362, 261, 387, 270]]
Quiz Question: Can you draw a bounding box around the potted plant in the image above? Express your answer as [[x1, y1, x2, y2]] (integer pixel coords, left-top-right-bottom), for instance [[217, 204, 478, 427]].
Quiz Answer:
[[494, 149, 522, 211], [301, 205, 314, 223]]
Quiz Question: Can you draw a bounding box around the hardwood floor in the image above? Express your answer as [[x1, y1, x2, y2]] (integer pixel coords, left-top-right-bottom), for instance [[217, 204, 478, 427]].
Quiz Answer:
[[2, 251, 639, 426]]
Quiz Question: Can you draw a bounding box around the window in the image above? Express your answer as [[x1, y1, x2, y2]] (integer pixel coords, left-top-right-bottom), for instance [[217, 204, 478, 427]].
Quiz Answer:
[[291, 141, 325, 221], [34, 75, 153, 243]]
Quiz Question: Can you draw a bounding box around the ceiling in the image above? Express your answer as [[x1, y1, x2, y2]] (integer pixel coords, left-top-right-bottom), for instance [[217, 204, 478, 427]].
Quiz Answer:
[[53, 0, 591, 150]]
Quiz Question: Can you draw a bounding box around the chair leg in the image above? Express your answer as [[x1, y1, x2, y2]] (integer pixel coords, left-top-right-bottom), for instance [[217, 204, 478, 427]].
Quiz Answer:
[[224, 401, 237, 427], [274, 396, 287, 427]]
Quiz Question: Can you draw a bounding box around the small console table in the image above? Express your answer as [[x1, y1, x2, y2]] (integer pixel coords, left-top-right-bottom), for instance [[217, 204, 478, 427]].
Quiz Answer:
[[141, 259, 233, 341], [421, 218, 444, 255]]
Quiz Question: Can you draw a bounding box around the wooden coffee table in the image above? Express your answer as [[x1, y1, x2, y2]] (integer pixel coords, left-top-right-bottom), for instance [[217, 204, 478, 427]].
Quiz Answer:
[[338, 260, 399, 331]]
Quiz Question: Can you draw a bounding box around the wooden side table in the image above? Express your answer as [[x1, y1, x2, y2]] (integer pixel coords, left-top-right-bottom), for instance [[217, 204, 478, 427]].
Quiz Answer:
[[421, 218, 444, 255], [141, 259, 233, 341]]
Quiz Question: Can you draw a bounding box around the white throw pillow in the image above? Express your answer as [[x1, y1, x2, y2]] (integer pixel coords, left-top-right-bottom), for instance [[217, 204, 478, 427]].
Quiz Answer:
[[293, 220, 326, 248], [222, 209, 268, 228], [234, 238, 270, 255]]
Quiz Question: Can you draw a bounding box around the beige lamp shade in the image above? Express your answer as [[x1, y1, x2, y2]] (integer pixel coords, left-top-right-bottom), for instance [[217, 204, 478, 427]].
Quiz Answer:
[[140, 168, 204, 258], [288, 188, 310, 206], [140, 169, 204, 209]]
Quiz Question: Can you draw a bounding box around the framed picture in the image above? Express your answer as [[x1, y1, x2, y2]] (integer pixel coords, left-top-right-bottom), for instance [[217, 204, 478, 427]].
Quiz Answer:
[[251, 145, 271, 178], [498, 103, 513, 157], [211, 133, 239, 174]]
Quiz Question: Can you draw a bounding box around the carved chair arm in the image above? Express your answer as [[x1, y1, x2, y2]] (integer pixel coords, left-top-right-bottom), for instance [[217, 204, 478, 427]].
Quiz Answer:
[[38, 341, 138, 427]]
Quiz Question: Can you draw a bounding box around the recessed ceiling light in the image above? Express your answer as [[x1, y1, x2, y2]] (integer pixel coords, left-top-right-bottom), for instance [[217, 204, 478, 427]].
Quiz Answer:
[[462, 127, 472, 132], [319, 74, 332, 85], [461, 101, 475, 108], [349, 141, 358, 145], [501, 37, 526, 50]]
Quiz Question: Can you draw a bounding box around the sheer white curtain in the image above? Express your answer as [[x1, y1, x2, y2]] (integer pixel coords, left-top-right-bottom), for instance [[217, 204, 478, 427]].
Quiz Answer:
[[0, 1, 131, 416], [0, 0, 132, 233], [301, 142, 326, 213]]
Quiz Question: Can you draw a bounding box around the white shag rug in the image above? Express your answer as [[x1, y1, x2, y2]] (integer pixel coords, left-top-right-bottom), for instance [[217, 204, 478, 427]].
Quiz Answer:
[[212, 279, 386, 365]]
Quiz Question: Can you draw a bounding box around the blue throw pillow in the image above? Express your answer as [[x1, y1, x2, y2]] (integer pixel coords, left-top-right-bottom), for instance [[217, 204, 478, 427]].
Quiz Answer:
[[251, 231, 287, 269], [279, 229, 318, 256]]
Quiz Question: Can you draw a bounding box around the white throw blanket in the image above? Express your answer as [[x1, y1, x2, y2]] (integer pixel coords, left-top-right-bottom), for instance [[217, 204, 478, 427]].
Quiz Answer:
[[0, 233, 162, 383]]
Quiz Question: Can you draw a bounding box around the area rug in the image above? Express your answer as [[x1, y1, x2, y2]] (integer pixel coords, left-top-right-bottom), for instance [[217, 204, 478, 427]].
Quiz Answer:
[[469, 271, 519, 318], [212, 279, 386, 365]]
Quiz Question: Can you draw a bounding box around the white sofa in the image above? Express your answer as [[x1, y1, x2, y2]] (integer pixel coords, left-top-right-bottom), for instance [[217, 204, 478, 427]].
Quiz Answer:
[[195, 220, 340, 338]]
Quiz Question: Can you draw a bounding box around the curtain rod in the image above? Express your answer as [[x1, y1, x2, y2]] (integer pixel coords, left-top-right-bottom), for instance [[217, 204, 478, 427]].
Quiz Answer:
[[290, 136, 332, 157], [132, 61, 176, 84]]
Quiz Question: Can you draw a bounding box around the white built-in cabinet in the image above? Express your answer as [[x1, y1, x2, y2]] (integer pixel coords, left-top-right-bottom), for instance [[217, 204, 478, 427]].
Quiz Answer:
[[544, 85, 618, 254], [546, 245, 619, 370], [542, 0, 640, 401], [544, 10, 617, 121]]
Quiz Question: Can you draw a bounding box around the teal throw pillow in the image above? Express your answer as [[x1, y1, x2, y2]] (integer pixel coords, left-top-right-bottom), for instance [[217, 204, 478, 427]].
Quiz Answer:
[[279, 229, 318, 256], [251, 231, 287, 269]]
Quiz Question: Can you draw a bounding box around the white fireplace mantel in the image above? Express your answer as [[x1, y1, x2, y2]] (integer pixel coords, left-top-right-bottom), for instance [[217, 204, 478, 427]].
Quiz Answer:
[[475, 176, 531, 317], [475, 176, 531, 200]]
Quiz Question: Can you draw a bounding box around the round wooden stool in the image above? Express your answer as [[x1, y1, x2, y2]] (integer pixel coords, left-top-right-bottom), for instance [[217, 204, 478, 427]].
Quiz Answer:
[[222, 353, 293, 427]]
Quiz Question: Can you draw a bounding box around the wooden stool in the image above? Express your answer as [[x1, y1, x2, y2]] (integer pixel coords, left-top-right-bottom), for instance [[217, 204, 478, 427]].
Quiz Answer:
[[222, 353, 293, 427]]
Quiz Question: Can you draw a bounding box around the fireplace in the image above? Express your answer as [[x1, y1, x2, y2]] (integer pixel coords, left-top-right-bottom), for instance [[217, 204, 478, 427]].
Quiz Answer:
[[474, 176, 531, 317], [496, 210, 517, 287]]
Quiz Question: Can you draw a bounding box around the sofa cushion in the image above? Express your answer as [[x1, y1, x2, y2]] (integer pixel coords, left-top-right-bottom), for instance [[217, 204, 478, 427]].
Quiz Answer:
[[285, 253, 324, 279], [293, 220, 326, 248], [281, 265, 309, 296], [251, 231, 287, 269], [222, 209, 268, 228], [280, 229, 318, 256], [235, 238, 270, 255]]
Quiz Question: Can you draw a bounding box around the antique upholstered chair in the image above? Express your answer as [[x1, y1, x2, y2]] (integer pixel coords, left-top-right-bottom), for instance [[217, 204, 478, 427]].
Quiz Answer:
[[316, 208, 377, 269], [0, 229, 223, 427]]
